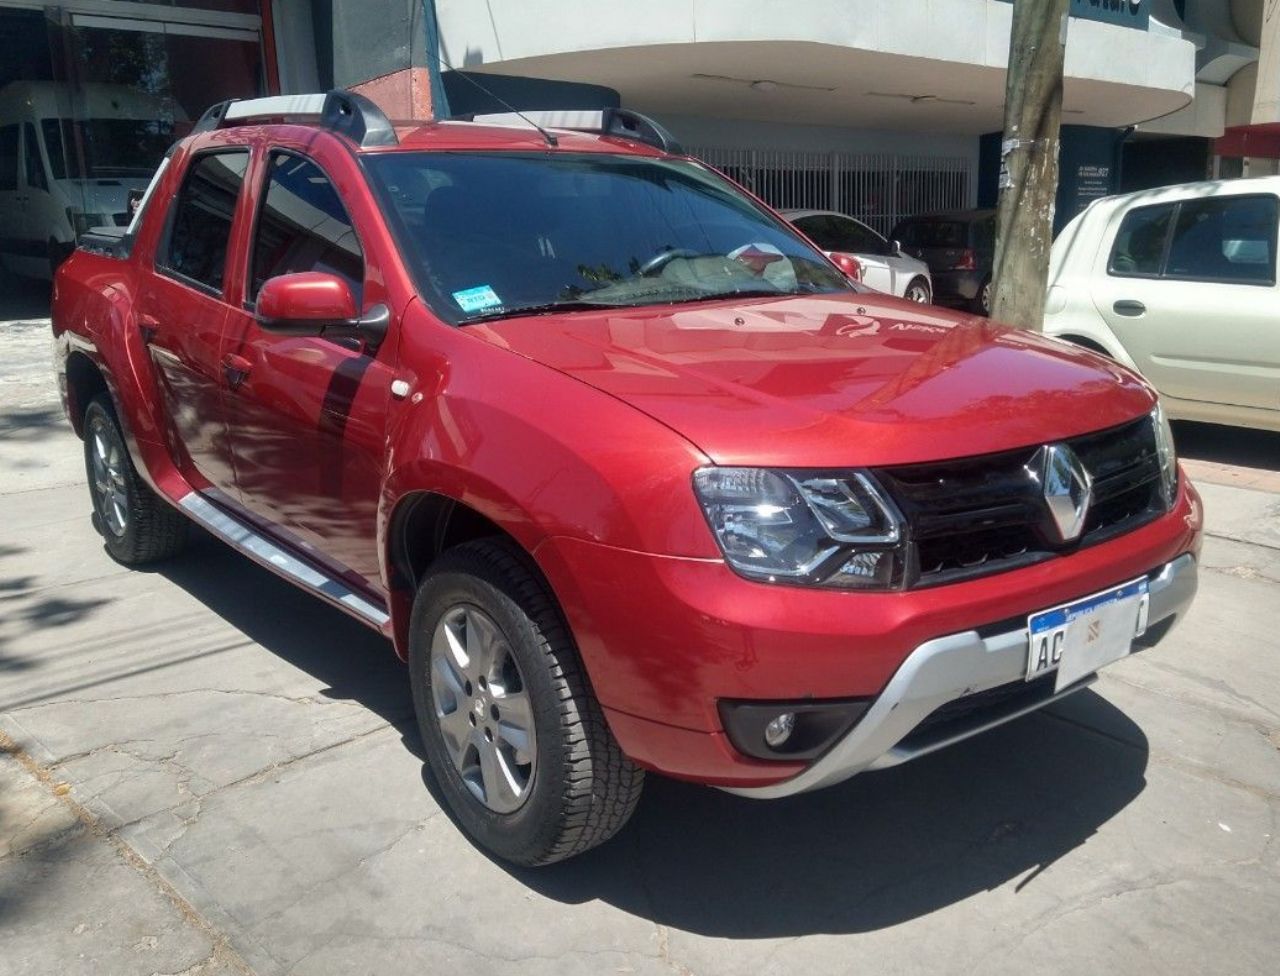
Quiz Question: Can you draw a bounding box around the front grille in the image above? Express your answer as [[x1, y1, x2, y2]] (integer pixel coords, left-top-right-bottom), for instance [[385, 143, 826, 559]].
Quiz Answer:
[[876, 416, 1164, 587]]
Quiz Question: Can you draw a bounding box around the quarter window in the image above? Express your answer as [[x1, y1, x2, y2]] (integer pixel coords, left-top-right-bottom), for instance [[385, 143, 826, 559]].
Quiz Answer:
[[162, 150, 249, 293], [1108, 203, 1175, 277], [250, 152, 363, 301]]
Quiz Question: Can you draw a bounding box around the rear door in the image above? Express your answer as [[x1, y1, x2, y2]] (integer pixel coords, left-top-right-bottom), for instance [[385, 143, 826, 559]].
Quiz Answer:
[[139, 148, 251, 498], [221, 146, 396, 587], [1091, 193, 1280, 412]]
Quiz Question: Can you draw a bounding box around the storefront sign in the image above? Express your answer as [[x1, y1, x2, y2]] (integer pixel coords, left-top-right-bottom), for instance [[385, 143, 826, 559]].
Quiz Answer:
[[1071, 0, 1149, 30], [1075, 163, 1113, 210], [996, 0, 1149, 31]]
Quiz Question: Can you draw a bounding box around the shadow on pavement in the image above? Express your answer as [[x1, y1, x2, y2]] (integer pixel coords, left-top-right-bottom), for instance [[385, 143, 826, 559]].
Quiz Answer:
[[153, 533, 416, 735], [107, 493, 1148, 936], [506, 691, 1148, 937], [1173, 420, 1280, 473], [0, 270, 52, 321]]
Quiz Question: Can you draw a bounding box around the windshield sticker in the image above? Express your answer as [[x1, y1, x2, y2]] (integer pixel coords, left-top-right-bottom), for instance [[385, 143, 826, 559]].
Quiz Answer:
[[452, 285, 503, 313]]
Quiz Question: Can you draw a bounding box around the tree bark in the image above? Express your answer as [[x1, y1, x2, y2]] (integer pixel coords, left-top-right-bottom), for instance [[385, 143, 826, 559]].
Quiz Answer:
[[991, 0, 1069, 330]]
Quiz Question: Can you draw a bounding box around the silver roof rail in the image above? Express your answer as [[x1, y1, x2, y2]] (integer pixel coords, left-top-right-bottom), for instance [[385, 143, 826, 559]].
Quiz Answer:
[[191, 89, 396, 148], [463, 108, 683, 154]]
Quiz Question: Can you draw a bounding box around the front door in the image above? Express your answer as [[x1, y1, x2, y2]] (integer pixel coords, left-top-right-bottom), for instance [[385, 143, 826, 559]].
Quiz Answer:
[[1092, 193, 1280, 412], [138, 148, 250, 498], [221, 147, 395, 587]]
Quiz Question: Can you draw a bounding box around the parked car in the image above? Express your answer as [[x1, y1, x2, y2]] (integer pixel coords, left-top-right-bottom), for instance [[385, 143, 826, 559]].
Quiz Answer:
[[54, 92, 1201, 867], [892, 209, 996, 314], [782, 208, 932, 302], [0, 81, 178, 280], [1045, 178, 1280, 433]]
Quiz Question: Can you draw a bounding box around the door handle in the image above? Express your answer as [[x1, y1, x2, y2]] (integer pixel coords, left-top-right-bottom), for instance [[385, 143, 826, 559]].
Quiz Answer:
[[1113, 299, 1146, 317], [222, 353, 253, 389]]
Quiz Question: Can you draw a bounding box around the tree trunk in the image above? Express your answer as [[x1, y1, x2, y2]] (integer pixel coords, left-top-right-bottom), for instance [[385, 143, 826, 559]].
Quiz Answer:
[[991, 0, 1068, 331]]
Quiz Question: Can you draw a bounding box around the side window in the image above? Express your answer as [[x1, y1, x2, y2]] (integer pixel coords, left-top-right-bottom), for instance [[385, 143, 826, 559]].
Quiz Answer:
[[23, 123, 47, 192], [41, 119, 66, 181], [793, 215, 835, 250], [1165, 195, 1277, 284], [1109, 203, 1175, 277], [835, 217, 886, 255], [250, 151, 364, 301], [0, 125, 17, 192], [161, 151, 249, 293]]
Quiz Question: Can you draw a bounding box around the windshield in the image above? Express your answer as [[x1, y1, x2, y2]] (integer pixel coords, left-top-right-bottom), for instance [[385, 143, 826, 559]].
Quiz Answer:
[[366, 152, 852, 324], [41, 117, 174, 180]]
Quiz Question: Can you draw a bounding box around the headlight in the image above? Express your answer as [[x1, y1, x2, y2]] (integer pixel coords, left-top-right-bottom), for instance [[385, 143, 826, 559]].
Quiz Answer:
[[692, 467, 904, 588], [1151, 403, 1178, 509]]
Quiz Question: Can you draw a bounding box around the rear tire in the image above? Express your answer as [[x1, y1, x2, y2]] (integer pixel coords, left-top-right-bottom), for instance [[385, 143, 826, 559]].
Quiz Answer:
[[409, 538, 643, 866], [973, 277, 992, 316], [83, 395, 188, 565], [903, 277, 931, 304]]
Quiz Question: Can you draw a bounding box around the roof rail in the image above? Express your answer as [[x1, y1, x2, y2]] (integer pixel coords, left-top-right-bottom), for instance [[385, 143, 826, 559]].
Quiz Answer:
[[463, 108, 684, 154], [190, 90, 397, 148]]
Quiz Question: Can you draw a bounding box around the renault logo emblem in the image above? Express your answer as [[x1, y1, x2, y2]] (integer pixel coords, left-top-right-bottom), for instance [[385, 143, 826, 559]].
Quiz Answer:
[[1031, 444, 1093, 542]]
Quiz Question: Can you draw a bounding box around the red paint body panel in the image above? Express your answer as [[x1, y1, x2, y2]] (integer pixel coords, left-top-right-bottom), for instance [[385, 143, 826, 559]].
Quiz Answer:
[[471, 295, 1156, 467], [51, 114, 1204, 788]]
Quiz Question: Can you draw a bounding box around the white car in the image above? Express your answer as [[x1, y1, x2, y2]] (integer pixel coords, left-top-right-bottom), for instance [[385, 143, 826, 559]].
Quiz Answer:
[[1045, 177, 1280, 434], [782, 208, 933, 302], [0, 81, 180, 280]]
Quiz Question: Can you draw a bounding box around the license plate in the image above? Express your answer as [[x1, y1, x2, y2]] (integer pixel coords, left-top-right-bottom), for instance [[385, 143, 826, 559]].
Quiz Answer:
[[1026, 576, 1151, 692]]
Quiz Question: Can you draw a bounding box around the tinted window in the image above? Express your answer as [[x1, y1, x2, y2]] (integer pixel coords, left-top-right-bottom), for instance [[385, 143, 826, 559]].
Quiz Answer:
[[894, 219, 967, 248], [162, 151, 249, 293], [23, 123, 46, 192], [1109, 203, 1175, 276], [367, 152, 849, 325], [40, 119, 65, 181], [1165, 195, 1277, 284], [250, 152, 363, 300], [0, 125, 17, 192], [835, 217, 886, 255]]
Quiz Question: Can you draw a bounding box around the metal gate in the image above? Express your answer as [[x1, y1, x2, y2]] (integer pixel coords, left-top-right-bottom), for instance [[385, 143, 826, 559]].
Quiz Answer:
[[690, 146, 974, 237]]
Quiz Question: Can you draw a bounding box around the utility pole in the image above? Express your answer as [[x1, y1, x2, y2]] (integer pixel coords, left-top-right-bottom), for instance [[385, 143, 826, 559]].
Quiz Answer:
[[990, 0, 1069, 331]]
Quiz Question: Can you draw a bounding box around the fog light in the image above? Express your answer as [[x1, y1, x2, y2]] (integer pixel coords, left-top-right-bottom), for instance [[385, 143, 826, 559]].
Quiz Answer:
[[763, 712, 796, 748]]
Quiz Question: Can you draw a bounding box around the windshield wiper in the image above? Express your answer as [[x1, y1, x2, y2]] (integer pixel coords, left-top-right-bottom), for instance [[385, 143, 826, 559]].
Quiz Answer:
[[459, 300, 630, 325]]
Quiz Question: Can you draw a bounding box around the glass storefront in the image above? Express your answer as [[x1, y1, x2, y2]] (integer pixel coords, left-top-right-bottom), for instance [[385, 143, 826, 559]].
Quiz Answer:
[[0, 1, 266, 278]]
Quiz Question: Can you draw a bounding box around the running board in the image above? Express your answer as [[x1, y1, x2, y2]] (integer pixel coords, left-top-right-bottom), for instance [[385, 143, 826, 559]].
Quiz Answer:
[[178, 493, 391, 628]]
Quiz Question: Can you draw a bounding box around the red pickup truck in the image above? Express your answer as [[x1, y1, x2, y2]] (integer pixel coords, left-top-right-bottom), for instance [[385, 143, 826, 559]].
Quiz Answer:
[[52, 92, 1202, 866]]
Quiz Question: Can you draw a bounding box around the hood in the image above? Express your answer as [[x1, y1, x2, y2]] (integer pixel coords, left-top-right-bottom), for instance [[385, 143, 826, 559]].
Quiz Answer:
[[469, 293, 1155, 468]]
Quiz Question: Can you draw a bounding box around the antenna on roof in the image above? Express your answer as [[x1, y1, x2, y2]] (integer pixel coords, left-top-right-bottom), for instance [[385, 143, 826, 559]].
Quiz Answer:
[[432, 47, 558, 148]]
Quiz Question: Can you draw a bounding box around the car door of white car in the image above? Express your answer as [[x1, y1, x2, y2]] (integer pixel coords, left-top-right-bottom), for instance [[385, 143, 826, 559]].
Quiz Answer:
[[828, 215, 898, 294], [1091, 193, 1280, 413]]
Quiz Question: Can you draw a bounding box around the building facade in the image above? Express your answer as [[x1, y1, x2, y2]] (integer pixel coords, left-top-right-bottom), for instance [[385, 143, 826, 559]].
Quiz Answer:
[[0, 0, 1275, 245]]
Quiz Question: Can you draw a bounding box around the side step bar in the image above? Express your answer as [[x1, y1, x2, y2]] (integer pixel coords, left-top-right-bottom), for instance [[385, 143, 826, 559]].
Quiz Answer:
[[179, 493, 391, 628]]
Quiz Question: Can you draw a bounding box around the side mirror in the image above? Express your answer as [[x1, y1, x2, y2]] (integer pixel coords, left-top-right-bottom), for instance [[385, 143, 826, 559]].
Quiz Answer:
[[255, 272, 389, 351], [890, 239, 903, 256]]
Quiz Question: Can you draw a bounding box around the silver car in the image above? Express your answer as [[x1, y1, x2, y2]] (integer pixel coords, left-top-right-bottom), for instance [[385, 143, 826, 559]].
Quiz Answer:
[[783, 209, 933, 302]]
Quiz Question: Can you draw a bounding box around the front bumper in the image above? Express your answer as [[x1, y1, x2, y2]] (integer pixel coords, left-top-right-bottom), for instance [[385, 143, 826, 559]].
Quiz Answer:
[[724, 553, 1197, 798], [535, 477, 1202, 789]]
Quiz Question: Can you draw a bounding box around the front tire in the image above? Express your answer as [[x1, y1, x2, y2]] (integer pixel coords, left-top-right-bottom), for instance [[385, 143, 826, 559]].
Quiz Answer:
[[973, 277, 992, 316], [409, 539, 643, 866], [83, 395, 189, 565]]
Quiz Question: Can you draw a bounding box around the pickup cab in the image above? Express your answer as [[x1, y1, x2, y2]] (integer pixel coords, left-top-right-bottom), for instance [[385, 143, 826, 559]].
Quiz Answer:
[[53, 92, 1202, 866]]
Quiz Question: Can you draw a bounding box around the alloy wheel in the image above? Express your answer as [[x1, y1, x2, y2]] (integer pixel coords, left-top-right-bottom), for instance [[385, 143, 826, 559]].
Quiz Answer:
[[905, 280, 931, 303], [89, 419, 129, 538], [430, 604, 537, 813]]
